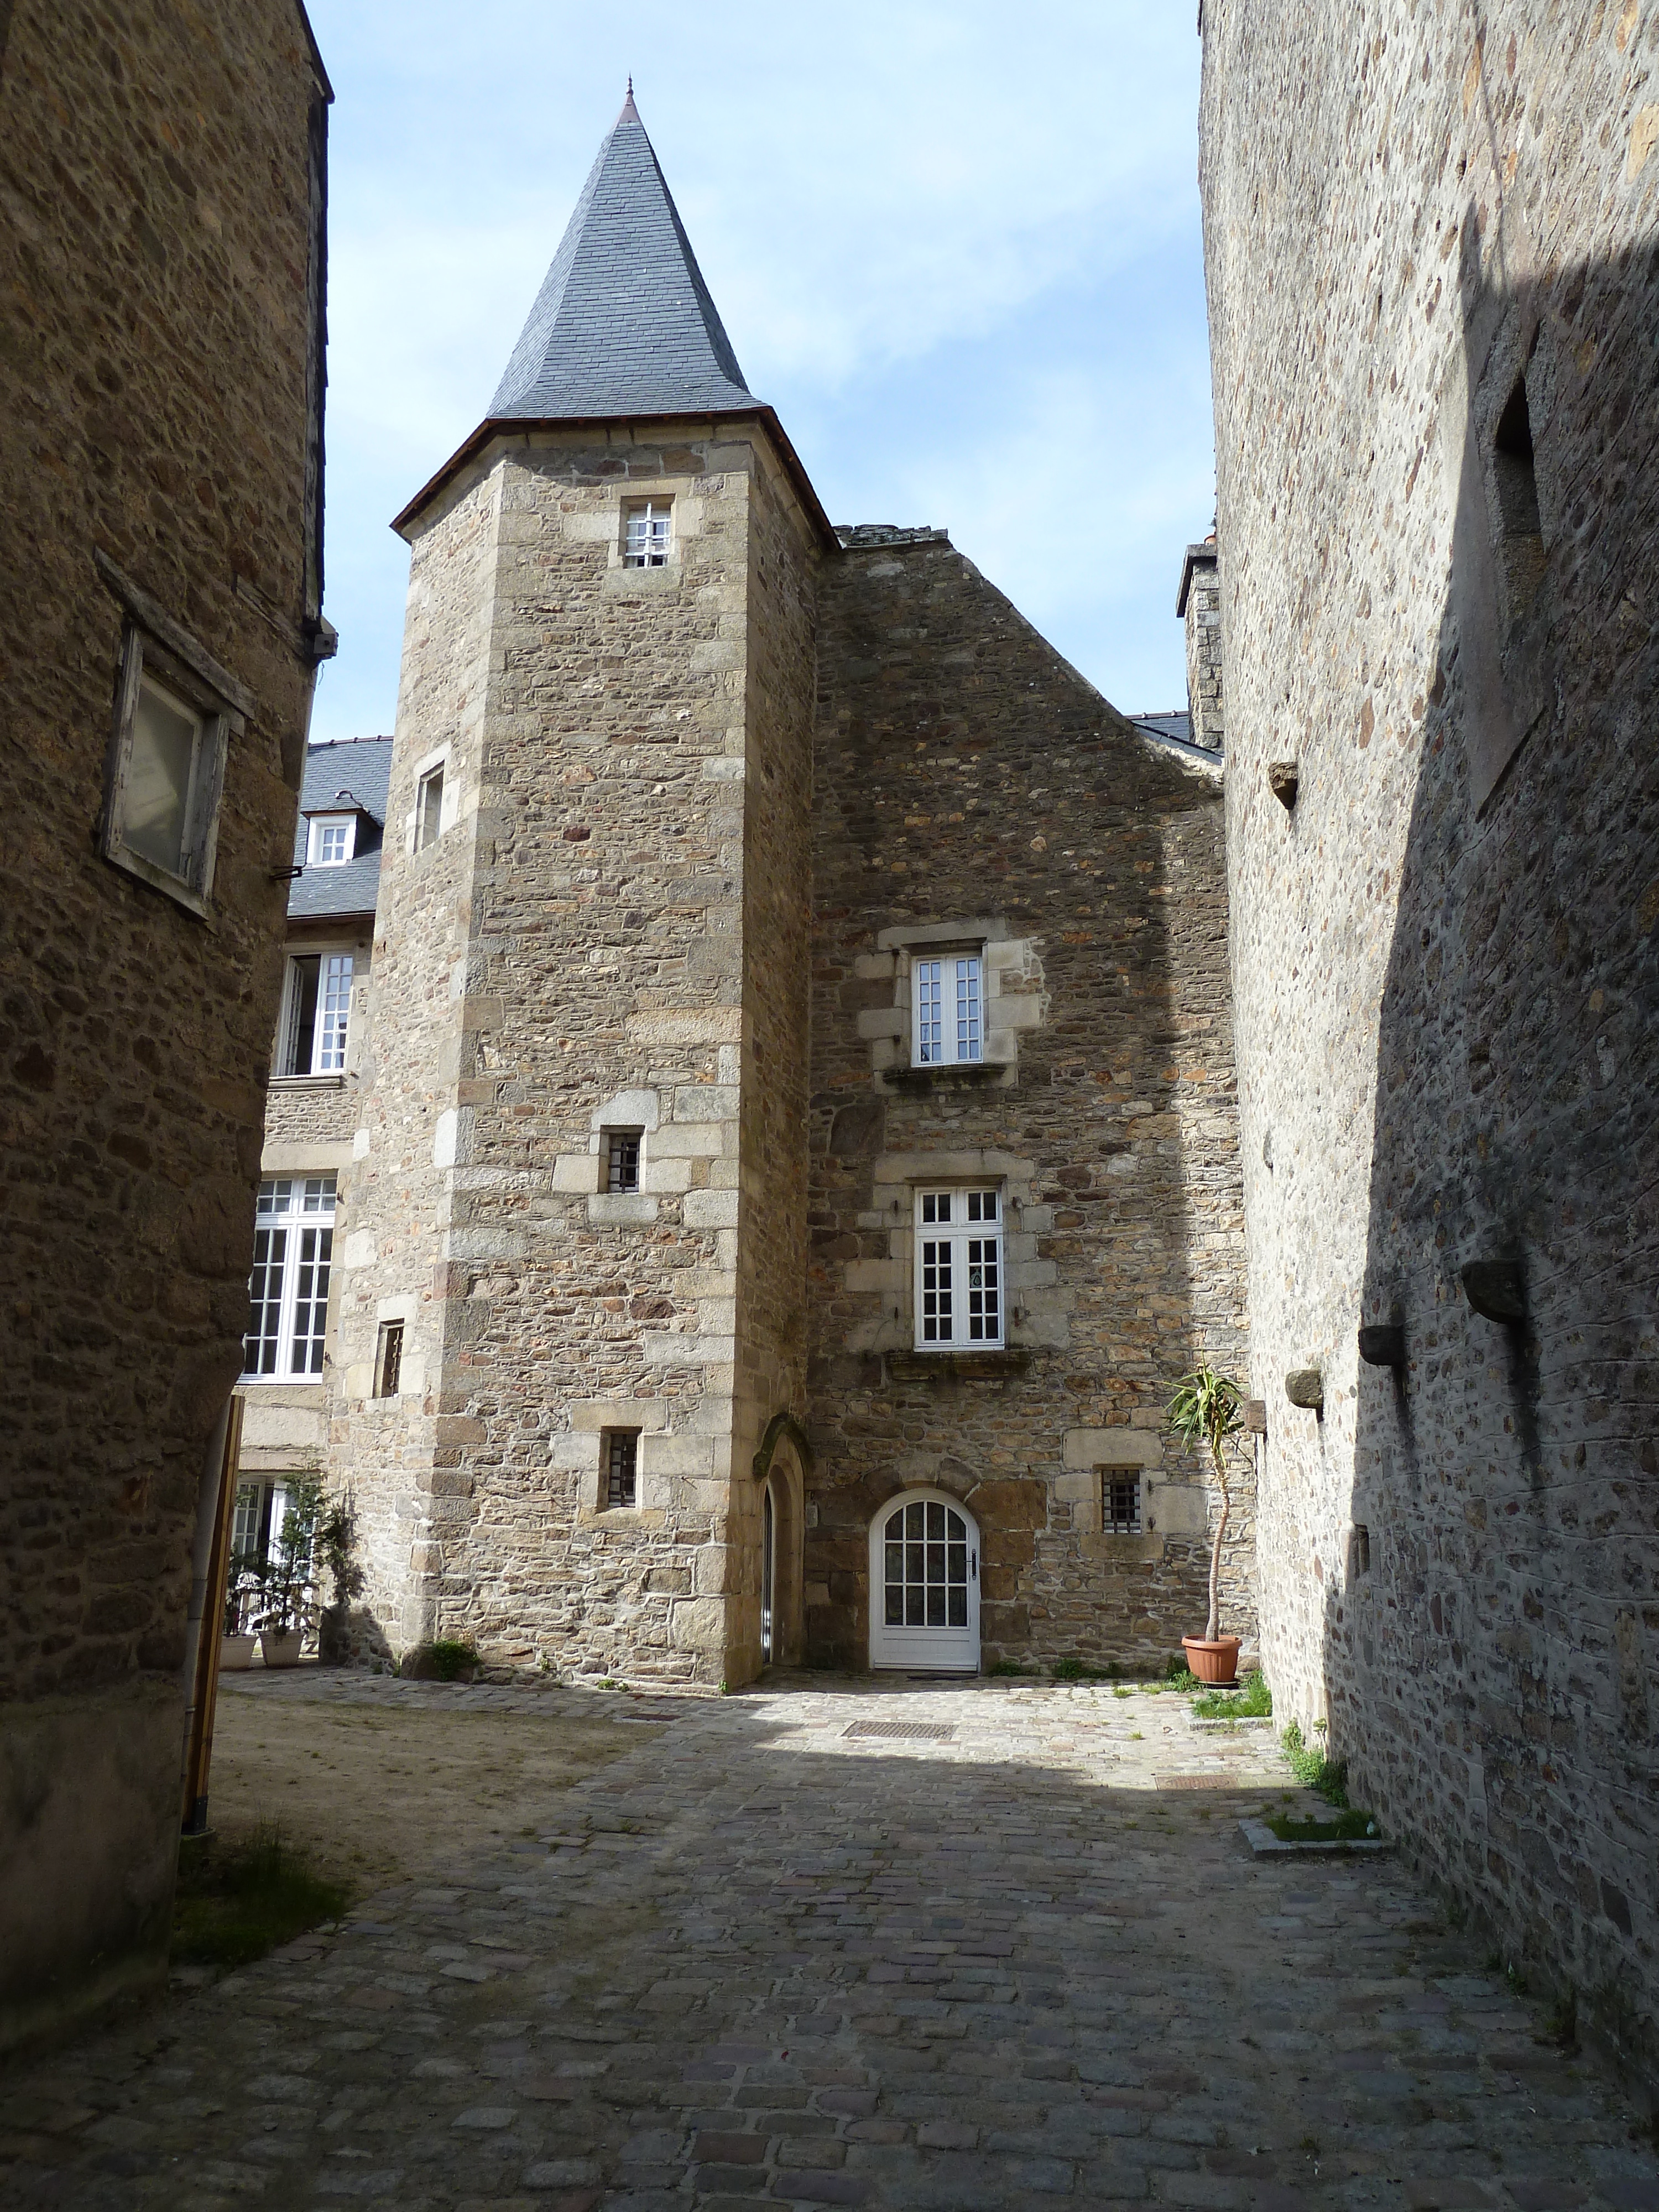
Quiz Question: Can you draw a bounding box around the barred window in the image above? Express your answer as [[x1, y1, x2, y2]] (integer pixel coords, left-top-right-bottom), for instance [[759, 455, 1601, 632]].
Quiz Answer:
[[243, 1175, 336, 1379], [623, 499, 671, 567], [913, 954, 982, 1065], [606, 1131, 641, 1193], [915, 1187, 1003, 1349], [1103, 1473, 1142, 1536], [375, 1319, 404, 1399], [604, 1430, 639, 1508]]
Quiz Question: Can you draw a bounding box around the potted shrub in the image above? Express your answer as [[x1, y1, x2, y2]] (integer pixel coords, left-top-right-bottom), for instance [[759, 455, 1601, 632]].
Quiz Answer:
[[253, 1474, 322, 1668], [316, 1491, 366, 1665], [221, 1552, 259, 1671], [1167, 1364, 1246, 1686]]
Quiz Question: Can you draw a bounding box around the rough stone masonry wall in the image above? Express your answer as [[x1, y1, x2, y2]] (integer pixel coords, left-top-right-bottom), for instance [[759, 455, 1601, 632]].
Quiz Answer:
[[325, 463, 496, 1658], [332, 425, 816, 1688], [0, 1, 326, 2054], [1202, 0, 1659, 2070], [806, 535, 1252, 1672]]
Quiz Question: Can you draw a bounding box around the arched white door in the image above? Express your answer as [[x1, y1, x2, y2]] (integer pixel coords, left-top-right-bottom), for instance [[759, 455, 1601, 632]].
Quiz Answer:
[[868, 1490, 980, 1672]]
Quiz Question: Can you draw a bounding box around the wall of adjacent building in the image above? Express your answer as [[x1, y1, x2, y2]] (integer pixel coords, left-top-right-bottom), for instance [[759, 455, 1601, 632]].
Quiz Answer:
[[0, 0, 327, 2055], [805, 532, 1252, 1673], [1201, 0, 1659, 2070]]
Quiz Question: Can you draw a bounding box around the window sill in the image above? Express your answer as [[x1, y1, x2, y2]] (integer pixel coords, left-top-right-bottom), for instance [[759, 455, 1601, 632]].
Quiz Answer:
[[886, 1347, 1032, 1381], [881, 1062, 1012, 1094], [268, 1073, 347, 1092]]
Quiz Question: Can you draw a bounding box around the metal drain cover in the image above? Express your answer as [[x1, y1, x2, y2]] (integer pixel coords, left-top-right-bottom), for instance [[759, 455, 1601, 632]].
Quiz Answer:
[[843, 1720, 957, 1743]]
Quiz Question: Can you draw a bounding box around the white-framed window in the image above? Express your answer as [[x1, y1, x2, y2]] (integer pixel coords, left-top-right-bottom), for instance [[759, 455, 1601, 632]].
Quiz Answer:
[[622, 499, 671, 567], [101, 629, 229, 915], [912, 953, 983, 1065], [415, 763, 445, 851], [307, 813, 357, 867], [243, 1175, 337, 1379], [914, 1186, 1003, 1349], [279, 951, 353, 1076]]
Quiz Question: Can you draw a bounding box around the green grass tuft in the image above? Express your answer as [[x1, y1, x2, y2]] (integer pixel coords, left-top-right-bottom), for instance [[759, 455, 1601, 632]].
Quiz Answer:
[[1266, 1808, 1379, 1843], [1281, 1720, 1349, 1806], [987, 1659, 1032, 1677], [173, 1829, 350, 1973], [428, 1638, 481, 1681], [1192, 1669, 1272, 1720]]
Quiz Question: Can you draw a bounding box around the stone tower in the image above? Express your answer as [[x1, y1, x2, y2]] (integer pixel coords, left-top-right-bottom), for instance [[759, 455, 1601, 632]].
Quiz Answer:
[[331, 93, 830, 1687]]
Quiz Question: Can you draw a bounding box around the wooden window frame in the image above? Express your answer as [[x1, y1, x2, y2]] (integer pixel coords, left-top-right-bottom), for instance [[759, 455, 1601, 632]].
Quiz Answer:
[[912, 1185, 1004, 1351], [241, 1173, 337, 1381], [276, 948, 354, 1077], [911, 948, 985, 1066]]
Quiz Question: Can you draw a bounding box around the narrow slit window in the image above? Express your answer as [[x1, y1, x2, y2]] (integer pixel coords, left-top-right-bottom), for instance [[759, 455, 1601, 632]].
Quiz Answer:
[[623, 500, 671, 567], [606, 1131, 641, 1193], [604, 1430, 639, 1508], [416, 764, 445, 851], [1103, 1473, 1142, 1536], [1492, 372, 1546, 619], [1349, 1524, 1371, 1579], [375, 1319, 404, 1399]]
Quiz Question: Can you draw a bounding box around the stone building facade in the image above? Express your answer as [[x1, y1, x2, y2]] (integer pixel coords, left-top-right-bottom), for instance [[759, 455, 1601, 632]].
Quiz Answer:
[[304, 96, 1251, 1694], [234, 739, 389, 1544], [0, 3, 333, 2054], [1201, 1, 1659, 2072]]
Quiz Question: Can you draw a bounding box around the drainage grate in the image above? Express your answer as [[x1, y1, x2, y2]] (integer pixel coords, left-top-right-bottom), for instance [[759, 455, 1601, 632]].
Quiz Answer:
[[844, 1720, 958, 1743], [1155, 1772, 1247, 1790]]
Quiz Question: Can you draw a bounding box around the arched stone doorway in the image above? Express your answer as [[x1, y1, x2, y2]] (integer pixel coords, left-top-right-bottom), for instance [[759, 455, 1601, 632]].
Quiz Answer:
[[752, 1413, 807, 1671], [867, 1489, 981, 1672]]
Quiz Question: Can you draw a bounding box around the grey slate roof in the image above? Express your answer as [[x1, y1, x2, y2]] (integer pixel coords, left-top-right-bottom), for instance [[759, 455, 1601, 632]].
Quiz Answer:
[[488, 92, 761, 422], [287, 737, 393, 922]]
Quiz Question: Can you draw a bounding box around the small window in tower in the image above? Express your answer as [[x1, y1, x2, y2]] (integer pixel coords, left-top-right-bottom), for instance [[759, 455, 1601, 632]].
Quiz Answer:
[[623, 499, 671, 568], [604, 1429, 639, 1509], [415, 764, 446, 851], [375, 1319, 404, 1399], [1349, 1523, 1372, 1579], [606, 1130, 642, 1192], [1103, 1473, 1142, 1536]]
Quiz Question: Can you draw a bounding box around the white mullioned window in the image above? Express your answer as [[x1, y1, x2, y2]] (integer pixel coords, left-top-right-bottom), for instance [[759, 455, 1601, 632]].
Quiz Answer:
[[912, 954, 983, 1065], [914, 1187, 1004, 1349], [307, 814, 356, 867], [281, 952, 353, 1076], [623, 499, 671, 567], [243, 1175, 337, 1379]]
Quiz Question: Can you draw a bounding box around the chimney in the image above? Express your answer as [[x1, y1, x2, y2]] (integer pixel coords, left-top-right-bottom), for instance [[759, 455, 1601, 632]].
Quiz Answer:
[[1176, 535, 1222, 753]]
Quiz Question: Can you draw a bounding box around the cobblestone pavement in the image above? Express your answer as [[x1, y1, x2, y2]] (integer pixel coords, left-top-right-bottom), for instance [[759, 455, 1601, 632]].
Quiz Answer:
[[5, 1673, 1656, 2211]]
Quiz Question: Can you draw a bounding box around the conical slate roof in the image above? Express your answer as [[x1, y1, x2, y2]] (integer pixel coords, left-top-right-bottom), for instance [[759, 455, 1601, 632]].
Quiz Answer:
[[488, 90, 761, 421]]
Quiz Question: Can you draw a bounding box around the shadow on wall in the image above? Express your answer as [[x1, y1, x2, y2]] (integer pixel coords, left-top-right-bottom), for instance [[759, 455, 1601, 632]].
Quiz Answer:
[[1322, 222, 1659, 2074]]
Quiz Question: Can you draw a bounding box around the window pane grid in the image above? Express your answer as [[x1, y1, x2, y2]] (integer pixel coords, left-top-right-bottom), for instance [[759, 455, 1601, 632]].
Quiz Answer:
[[606, 1431, 639, 1507], [954, 957, 982, 1061], [1104, 1474, 1142, 1536], [315, 954, 353, 1072], [623, 502, 670, 567], [882, 1500, 969, 1629], [916, 961, 943, 1062], [914, 1188, 1003, 1350], [913, 954, 982, 1065], [243, 1175, 336, 1379], [606, 1132, 641, 1192]]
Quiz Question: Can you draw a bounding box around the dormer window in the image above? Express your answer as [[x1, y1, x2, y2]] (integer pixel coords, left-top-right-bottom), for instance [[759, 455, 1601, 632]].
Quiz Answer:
[[307, 813, 357, 867], [913, 953, 983, 1065], [623, 499, 671, 568]]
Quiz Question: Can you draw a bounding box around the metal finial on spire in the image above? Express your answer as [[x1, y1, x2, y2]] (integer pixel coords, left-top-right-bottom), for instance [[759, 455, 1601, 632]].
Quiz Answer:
[[618, 75, 640, 124]]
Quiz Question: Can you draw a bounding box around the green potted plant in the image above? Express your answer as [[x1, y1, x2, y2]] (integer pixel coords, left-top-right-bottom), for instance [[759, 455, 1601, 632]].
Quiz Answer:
[[221, 1550, 259, 1671], [253, 1474, 323, 1668], [316, 1491, 366, 1665], [1166, 1364, 1246, 1686]]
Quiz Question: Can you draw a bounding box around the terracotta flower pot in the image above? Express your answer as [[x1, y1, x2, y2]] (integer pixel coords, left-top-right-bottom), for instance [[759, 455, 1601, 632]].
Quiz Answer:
[[260, 1630, 305, 1669], [220, 1633, 257, 1671], [1182, 1634, 1241, 1686]]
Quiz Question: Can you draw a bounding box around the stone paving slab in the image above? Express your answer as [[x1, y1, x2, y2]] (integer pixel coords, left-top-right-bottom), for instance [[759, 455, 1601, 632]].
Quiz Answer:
[[2, 1673, 1655, 2210]]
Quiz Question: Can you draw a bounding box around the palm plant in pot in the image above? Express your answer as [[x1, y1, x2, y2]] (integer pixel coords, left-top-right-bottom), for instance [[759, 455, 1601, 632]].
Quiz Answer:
[[1166, 1364, 1246, 1686], [252, 1474, 323, 1667]]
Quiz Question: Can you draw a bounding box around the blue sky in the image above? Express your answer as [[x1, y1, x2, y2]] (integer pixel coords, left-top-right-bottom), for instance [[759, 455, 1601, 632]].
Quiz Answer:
[[304, 1, 1213, 745]]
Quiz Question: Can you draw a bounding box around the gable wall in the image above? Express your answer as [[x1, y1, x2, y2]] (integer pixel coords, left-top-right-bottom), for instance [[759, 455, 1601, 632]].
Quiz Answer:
[[805, 537, 1252, 1671]]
